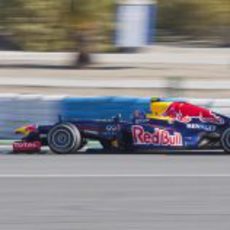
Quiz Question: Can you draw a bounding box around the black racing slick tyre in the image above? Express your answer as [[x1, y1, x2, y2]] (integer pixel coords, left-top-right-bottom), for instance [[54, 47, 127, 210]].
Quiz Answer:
[[221, 128, 230, 153], [47, 123, 82, 154]]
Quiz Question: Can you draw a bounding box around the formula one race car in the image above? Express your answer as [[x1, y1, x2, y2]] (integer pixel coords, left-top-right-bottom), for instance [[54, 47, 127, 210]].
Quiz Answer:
[[13, 98, 230, 154]]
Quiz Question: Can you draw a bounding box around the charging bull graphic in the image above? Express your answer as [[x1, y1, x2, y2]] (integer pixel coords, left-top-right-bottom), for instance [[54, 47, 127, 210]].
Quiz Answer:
[[150, 101, 224, 125]]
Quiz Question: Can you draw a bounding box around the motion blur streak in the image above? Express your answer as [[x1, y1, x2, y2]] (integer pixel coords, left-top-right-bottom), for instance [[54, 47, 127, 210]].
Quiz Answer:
[[0, 154, 230, 229], [0, 0, 229, 52], [0, 0, 229, 229], [0, 174, 230, 229]]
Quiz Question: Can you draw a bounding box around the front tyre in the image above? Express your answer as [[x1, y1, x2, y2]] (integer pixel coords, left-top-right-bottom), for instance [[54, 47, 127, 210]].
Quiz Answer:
[[47, 123, 82, 154], [221, 128, 230, 153]]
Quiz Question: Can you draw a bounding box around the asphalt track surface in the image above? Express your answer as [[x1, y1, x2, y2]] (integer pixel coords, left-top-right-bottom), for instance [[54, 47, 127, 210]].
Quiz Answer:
[[0, 148, 230, 230]]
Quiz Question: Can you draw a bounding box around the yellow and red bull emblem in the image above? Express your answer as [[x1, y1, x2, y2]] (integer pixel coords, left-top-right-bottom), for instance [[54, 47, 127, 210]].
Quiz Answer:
[[148, 101, 224, 125], [15, 124, 37, 136], [132, 125, 183, 147]]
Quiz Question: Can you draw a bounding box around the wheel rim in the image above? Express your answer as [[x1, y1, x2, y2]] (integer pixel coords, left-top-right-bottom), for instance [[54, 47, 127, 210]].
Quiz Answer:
[[52, 129, 72, 148], [50, 128, 74, 152]]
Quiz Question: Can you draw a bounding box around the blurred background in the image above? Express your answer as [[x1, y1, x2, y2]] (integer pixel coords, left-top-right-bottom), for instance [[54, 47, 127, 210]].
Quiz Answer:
[[0, 0, 229, 51], [0, 0, 229, 97], [0, 3, 230, 228]]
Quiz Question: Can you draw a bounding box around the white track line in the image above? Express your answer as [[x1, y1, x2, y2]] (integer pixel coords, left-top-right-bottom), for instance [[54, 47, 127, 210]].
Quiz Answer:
[[0, 174, 229, 178]]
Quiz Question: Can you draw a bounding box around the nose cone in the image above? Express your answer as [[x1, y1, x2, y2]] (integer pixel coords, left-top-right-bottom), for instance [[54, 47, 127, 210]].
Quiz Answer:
[[15, 125, 36, 135]]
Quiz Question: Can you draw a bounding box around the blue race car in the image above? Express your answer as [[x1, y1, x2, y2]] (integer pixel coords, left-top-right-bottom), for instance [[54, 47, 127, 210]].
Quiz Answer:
[[13, 98, 230, 154]]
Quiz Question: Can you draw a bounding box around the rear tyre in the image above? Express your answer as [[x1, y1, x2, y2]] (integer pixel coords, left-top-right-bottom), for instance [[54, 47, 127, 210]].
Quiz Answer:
[[221, 128, 230, 153], [47, 123, 82, 154]]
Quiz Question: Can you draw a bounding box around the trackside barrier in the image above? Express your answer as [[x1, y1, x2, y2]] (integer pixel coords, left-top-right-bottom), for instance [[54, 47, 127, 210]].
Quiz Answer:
[[0, 95, 62, 139], [0, 95, 229, 140]]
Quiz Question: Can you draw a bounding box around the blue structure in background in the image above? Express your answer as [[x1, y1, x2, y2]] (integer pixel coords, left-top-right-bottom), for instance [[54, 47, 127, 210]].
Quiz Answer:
[[60, 97, 151, 121], [0, 96, 152, 139], [115, 0, 157, 49]]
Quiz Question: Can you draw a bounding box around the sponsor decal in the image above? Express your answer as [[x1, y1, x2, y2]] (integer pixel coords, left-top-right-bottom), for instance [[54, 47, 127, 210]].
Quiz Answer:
[[174, 114, 192, 123], [186, 123, 216, 132], [132, 125, 183, 147], [162, 102, 225, 125], [199, 113, 224, 125], [13, 141, 41, 153], [15, 124, 37, 135], [169, 112, 224, 125], [106, 125, 118, 132]]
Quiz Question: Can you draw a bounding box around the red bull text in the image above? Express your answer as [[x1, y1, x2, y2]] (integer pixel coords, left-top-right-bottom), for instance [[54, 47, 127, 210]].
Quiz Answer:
[[132, 125, 183, 147]]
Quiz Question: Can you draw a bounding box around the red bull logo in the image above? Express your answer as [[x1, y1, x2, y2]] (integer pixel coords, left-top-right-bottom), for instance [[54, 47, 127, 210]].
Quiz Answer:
[[199, 112, 224, 125], [171, 112, 224, 125], [163, 102, 224, 125], [15, 124, 37, 136], [132, 125, 183, 147]]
